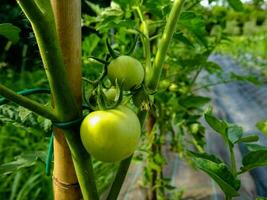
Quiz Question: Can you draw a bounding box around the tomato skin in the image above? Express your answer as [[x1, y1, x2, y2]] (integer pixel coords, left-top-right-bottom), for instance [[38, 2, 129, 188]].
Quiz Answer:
[[104, 87, 117, 102], [168, 83, 178, 92], [80, 105, 141, 162], [159, 80, 170, 90], [107, 55, 144, 90]]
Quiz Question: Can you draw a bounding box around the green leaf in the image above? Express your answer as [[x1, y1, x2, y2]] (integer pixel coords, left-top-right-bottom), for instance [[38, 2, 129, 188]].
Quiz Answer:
[[0, 23, 21, 43], [204, 113, 228, 136], [227, 0, 244, 12], [179, 95, 210, 109], [204, 61, 223, 74], [227, 124, 243, 145], [174, 32, 194, 48], [230, 73, 261, 85], [0, 151, 46, 176], [241, 149, 267, 173], [236, 135, 259, 143], [245, 143, 267, 152], [189, 151, 240, 197], [189, 151, 223, 164], [179, 12, 208, 47], [112, 0, 139, 10], [256, 119, 267, 137]]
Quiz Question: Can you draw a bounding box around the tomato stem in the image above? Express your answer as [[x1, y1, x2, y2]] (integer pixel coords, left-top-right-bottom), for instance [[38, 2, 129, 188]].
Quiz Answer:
[[229, 145, 237, 177], [0, 84, 58, 121], [16, 0, 99, 199], [106, 110, 147, 200], [136, 6, 152, 76], [146, 0, 185, 91]]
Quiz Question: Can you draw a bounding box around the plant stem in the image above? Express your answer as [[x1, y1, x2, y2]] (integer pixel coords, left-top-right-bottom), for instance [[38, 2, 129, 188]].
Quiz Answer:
[[106, 110, 147, 200], [17, 0, 79, 119], [229, 146, 237, 177], [50, 0, 98, 199], [106, 156, 133, 200], [226, 195, 232, 200], [0, 84, 57, 121], [17, 0, 98, 199], [146, 0, 185, 91], [136, 6, 151, 75], [64, 129, 99, 200]]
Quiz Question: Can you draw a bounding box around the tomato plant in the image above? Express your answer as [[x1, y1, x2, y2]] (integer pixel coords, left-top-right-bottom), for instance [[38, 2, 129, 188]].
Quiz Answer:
[[107, 55, 144, 90], [80, 105, 141, 162], [2, 0, 267, 200]]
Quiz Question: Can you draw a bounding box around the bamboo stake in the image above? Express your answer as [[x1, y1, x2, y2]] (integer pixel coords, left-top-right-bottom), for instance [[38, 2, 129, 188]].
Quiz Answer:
[[50, 0, 82, 199]]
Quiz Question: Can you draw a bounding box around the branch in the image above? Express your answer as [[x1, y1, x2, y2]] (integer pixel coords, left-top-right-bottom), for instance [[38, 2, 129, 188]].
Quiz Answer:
[[0, 84, 57, 121], [17, 0, 79, 120], [146, 0, 186, 91], [106, 110, 147, 200], [16, 0, 44, 24]]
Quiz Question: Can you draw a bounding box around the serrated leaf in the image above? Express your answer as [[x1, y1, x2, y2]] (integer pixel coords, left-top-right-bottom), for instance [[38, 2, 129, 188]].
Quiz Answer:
[[205, 113, 228, 136], [189, 152, 240, 197], [241, 150, 267, 173], [227, 0, 244, 12], [179, 95, 210, 109], [227, 124, 243, 145], [18, 106, 32, 122], [0, 23, 21, 43], [256, 120, 267, 137]]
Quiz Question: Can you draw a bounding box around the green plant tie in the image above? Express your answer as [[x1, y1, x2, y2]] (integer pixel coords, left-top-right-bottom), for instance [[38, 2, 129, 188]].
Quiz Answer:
[[46, 133, 54, 176], [0, 88, 51, 105], [45, 116, 85, 176]]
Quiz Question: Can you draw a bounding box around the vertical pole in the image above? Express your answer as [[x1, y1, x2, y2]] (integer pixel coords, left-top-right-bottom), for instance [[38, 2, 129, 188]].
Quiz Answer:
[[50, 0, 82, 199]]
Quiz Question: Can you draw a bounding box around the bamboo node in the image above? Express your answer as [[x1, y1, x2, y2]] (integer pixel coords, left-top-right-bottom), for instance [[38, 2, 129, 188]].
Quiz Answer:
[[53, 176, 80, 190]]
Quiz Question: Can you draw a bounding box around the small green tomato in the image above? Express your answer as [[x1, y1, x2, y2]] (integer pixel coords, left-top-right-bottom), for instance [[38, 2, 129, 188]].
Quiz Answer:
[[107, 55, 144, 90]]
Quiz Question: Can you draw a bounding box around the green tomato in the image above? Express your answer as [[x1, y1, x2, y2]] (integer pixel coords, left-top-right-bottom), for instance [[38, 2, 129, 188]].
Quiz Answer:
[[159, 80, 170, 90], [80, 105, 141, 162], [104, 87, 117, 102], [169, 83, 178, 92], [107, 55, 144, 90], [190, 123, 200, 134]]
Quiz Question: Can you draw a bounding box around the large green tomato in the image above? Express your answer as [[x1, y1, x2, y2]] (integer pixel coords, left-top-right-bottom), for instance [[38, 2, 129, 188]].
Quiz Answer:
[[107, 55, 144, 90], [80, 105, 141, 162]]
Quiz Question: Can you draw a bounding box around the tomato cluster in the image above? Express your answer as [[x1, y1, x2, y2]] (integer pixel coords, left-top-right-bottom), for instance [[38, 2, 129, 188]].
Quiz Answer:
[[81, 55, 144, 162]]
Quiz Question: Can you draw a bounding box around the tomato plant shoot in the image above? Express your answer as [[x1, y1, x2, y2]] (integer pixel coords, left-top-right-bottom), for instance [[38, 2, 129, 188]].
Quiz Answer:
[[107, 55, 144, 90], [80, 105, 141, 162]]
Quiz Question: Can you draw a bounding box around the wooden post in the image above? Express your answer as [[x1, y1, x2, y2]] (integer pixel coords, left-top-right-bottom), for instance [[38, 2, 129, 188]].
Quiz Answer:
[[50, 0, 82, 199]]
